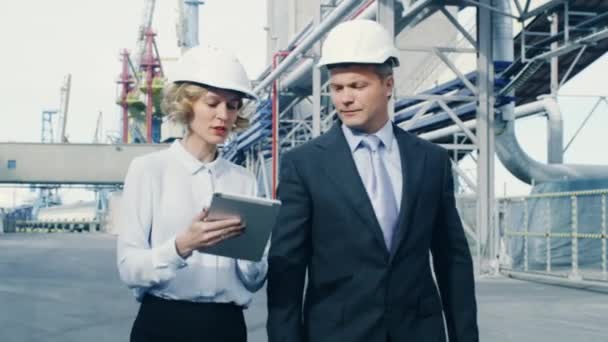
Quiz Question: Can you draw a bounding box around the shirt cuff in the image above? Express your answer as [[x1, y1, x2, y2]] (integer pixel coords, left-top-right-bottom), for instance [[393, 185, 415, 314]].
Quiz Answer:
[[236, 259, 259, 278], [236, 259, 267, 292], [152, 236, 188, 270]]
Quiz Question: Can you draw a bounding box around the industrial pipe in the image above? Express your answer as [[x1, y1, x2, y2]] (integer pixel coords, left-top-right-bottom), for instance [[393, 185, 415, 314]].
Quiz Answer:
[[271, 51, 290, 199], [253, 0, 366, 95], [493, 0, 608, 184], [280, 1, 379, 91]]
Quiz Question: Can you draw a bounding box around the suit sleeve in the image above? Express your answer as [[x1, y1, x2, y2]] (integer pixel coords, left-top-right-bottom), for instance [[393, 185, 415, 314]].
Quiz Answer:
[[266, 153, 311, 342], [431, 151, 479, 342]]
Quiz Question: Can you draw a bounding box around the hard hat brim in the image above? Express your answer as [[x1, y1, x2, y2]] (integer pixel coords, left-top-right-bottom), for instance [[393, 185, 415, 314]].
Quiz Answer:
[[173, 80, 259, 102], [317, 53, 400, 69]]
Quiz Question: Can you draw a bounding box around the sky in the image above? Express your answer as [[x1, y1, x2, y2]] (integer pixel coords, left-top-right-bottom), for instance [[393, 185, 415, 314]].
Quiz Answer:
[[0, 0, 607, 208], [0, 0, 267, 207], [0, 0, 267, 144]]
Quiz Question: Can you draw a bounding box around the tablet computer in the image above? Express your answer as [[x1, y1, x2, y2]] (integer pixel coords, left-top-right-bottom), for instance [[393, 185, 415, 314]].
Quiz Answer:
[[201, 192, 281, 261]]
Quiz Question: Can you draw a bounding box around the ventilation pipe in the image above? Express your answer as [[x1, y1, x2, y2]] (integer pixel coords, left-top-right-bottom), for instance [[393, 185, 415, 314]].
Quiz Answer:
[[493, 0, 608, 184]]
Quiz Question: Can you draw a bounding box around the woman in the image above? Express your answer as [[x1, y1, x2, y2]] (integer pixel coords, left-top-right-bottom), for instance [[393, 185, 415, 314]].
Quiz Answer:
[[117, 45, 267, 342]]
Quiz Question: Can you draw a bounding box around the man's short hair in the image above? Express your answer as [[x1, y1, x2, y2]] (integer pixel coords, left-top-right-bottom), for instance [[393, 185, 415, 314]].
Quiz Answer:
[[326, 60, 394, 80]]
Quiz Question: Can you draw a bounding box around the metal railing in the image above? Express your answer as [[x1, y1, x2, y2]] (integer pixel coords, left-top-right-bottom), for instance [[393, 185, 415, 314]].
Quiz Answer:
[[498, 189, 608, 282], [10, 219, 102, 233]]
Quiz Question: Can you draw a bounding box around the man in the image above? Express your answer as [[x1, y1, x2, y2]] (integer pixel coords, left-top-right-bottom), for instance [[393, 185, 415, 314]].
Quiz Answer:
[[267, 19, 478, 342]]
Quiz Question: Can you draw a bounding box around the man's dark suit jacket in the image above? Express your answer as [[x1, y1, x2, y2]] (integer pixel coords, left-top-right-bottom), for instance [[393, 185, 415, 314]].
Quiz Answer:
[[267, 123, 478, 342]]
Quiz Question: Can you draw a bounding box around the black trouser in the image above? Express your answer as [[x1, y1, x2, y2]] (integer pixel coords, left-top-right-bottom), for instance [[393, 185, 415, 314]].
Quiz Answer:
[[130, 294, 247, 342]]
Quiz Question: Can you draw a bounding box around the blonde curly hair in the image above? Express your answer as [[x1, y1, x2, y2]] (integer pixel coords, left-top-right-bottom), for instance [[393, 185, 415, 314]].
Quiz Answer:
[[161, 83, 250, 132]]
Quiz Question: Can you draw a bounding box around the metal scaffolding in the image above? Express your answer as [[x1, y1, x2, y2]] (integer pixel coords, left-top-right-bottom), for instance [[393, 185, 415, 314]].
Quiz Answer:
[[202, 0, 608, 275]]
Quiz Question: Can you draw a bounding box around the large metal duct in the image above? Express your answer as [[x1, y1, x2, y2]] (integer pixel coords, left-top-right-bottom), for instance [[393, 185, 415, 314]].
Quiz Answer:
[[493, 0, 608, 184]]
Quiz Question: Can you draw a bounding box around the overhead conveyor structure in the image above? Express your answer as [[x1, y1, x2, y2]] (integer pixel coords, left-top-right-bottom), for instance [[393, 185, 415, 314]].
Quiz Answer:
[[503, 0, 608, 105], [226, 0, 608, 184]]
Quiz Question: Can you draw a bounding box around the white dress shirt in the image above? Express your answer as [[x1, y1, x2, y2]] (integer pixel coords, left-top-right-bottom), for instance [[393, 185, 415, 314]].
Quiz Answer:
[[341, 120, 403, 210], [117, 140, 268, 307]]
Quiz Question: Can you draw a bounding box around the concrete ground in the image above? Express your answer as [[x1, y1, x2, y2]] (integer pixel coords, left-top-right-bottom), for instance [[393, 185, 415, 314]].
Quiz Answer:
[[1, 233, 607, 342]]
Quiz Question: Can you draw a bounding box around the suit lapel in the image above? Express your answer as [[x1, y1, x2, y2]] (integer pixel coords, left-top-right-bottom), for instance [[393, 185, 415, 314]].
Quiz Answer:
[[391, 125, 426, 260], [318, 124, 389, 254]]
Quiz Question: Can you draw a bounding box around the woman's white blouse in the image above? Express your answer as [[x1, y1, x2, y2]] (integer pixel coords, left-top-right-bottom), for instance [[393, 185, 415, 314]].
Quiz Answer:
[[117, 140, 268, 307]]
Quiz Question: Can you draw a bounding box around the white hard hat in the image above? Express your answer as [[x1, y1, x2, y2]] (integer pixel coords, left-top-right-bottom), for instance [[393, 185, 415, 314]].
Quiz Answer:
[[317, 19, 400, 68], [170, 45, 258, 101]]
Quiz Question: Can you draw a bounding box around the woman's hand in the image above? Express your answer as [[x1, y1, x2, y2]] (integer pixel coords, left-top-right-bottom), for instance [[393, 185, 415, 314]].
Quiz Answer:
[[175, 209, 244, 258]]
